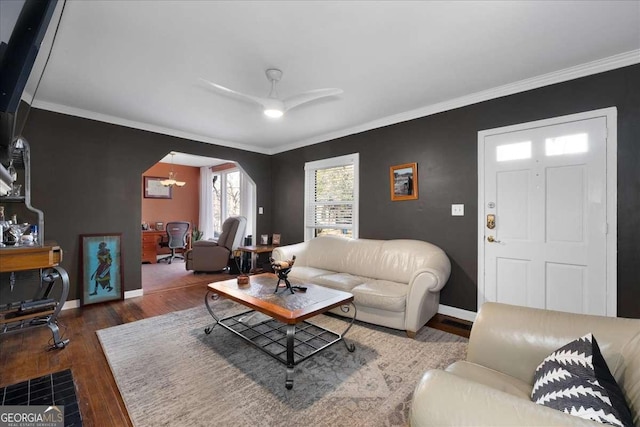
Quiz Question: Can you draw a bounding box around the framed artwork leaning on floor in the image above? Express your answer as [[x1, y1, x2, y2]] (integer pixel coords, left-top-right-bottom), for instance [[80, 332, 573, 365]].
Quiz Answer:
[[79, 233, 124, 306]]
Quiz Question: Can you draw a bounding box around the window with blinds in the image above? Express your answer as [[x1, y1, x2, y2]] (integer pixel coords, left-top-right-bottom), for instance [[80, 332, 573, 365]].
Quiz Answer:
[[304, 153, 359, 241]]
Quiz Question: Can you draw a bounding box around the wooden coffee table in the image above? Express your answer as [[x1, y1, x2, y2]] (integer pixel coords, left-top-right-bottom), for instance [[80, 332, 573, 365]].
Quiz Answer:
[[204, 273, 356, 389]]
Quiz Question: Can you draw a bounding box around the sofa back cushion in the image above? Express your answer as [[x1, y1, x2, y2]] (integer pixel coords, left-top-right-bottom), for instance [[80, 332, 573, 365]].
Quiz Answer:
[[304, 236, 382, 279], [303, 236, 449, 285], [217, 216, 247, 250]]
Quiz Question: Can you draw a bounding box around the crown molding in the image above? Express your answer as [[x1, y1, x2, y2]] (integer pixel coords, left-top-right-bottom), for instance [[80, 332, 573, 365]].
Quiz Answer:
[[31, 100, 271, 155], [31, 50, 639, 155], [271, 49, 640, 154]]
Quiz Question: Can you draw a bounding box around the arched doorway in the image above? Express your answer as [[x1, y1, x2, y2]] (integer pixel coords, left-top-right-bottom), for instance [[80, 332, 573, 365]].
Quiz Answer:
[[140, 151, 257, 293]]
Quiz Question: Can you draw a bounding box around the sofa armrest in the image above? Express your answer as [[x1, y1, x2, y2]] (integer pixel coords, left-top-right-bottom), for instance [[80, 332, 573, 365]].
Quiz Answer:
[[410, 370, 599, 427], [404, 270, 441, 333], [410, 265, 450, 294], [272, 241, 310, 265]]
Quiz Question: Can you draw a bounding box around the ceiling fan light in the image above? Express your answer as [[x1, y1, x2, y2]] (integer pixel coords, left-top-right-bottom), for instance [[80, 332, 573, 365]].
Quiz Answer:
[[175, 181, 186, 187], [264, 108, 283, 118], [161, 178, 176, 187]]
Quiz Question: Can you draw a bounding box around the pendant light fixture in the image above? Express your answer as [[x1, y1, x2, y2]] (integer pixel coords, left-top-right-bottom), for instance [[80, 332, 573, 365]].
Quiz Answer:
[[160, 152, 186, 187]]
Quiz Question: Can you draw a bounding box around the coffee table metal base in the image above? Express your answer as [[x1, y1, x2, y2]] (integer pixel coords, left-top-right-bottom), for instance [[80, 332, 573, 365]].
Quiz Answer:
[[204, 292, 356, 389]]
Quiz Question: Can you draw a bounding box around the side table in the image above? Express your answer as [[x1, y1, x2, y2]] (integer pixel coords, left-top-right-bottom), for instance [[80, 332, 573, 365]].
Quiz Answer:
[[237, 245, 279, 273]]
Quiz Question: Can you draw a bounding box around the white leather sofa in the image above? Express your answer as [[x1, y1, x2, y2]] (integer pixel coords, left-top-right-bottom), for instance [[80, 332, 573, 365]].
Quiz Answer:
[[271, 236, 451, 337], [410, 302, 640, 426]]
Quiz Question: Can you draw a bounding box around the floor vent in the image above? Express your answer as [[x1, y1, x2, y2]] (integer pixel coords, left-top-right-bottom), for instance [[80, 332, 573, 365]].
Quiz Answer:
[[441, 318, 473, 331]]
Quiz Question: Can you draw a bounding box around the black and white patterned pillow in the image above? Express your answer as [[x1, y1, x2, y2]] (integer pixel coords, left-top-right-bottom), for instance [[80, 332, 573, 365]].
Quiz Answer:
[[531, 333, 633, 427]]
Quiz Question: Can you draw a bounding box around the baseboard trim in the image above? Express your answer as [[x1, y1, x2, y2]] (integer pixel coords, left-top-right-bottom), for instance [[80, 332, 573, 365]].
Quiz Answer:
[[62, 299, 80, 310], [438, 304, 477, 322], [61, 289, 143, 311], [125, 289, 144, 299]]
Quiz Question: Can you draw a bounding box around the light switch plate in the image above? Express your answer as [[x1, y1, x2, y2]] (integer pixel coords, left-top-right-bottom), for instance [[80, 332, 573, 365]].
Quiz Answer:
[[451, 204, 464, 216], [258, 207, 264, 214]]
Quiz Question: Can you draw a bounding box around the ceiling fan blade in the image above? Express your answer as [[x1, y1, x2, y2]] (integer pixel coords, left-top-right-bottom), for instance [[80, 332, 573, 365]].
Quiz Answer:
[[199, 78, 268, 107], [283, 88, 343, 111]]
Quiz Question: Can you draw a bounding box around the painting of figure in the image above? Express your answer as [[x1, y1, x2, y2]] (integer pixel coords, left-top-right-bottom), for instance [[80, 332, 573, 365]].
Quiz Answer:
[[80, 233, 123, 305]]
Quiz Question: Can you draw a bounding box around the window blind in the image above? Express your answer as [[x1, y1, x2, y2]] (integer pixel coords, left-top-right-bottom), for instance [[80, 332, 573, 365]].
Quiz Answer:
[[304, 153, 359, 240]]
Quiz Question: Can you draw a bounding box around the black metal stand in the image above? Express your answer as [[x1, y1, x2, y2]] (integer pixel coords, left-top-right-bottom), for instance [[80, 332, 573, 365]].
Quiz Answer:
[[0, 266, 70, 350], [204, 290, 357, 390]]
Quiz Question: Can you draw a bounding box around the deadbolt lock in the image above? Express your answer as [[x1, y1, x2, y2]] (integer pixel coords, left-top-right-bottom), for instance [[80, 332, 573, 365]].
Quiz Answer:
[[487, 214, 495, 229]]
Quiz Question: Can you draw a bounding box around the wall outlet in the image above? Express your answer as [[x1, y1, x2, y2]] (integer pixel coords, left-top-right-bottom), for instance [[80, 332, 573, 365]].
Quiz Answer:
[[451, 204, 464, 216]]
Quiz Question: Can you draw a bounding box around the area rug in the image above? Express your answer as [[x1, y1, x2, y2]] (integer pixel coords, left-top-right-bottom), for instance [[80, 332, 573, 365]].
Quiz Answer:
[[97, 300, 467, 427], [0, 369, 83, 426]]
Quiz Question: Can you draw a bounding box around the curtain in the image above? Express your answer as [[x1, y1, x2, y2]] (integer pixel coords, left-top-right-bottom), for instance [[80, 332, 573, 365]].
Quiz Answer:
[[199, 166, 215, 240], [239, 171, 255, 244]]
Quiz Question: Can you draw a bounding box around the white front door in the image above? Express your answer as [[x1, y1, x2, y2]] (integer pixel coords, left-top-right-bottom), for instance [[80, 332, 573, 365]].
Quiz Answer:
[[478, 108, 617, 316]]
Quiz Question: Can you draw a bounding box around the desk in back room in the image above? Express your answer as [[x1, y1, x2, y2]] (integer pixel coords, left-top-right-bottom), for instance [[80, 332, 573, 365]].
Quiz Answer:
[[142, 229, 192, 264], [142, 230, 164, 264]]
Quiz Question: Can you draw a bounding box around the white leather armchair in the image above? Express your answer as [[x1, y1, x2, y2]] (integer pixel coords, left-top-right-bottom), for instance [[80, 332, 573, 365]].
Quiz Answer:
[[410, 302, 640, 426]]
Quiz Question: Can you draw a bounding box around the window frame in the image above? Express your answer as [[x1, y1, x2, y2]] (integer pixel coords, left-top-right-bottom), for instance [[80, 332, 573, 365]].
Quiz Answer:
[[212, 167, 241, 236], [304, 153, 359, 241]]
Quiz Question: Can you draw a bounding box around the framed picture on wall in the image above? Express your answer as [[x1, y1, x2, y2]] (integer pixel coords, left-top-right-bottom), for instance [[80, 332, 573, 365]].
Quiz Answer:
[[390, 162, 418, 201], [144, 176, 172, 199], [79, 233, 124, 306]]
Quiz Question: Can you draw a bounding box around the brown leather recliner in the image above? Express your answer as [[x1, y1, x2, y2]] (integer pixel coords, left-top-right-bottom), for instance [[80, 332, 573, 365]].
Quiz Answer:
[[185, 216, 247, 273]]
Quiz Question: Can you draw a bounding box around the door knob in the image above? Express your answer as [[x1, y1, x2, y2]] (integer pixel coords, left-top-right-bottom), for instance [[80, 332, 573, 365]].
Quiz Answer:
[[487, 235, 501, 243]]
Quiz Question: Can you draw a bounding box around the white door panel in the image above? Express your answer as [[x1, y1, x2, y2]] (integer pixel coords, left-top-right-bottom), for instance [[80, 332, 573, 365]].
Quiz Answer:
[[546, 262, 586, 314], [496, 257, 530, 307], [496, 170, 530, 240], [479, 112, 614, 316], [546, 165, 585, 243]]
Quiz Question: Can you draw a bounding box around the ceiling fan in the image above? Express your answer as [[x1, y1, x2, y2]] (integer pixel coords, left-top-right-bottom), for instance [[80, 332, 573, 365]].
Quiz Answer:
[[200, 69, 343, 118]]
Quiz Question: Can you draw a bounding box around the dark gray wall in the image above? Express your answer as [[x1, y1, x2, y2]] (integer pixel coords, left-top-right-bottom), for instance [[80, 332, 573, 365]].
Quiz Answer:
[[21, 110, 272, 300], [272, 64, 640, 318]]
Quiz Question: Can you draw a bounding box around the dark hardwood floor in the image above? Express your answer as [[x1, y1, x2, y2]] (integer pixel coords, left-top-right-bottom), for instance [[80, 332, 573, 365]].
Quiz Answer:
[[0, 281, 472, 426]]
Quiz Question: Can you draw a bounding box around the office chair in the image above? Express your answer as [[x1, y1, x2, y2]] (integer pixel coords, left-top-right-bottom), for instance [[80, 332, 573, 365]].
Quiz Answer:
[[158, 221, 190, 264]]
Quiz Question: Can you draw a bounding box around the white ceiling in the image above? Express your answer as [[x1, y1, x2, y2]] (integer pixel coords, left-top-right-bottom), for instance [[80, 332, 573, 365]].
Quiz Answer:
[[158, 151, 227, 168], [25, 1, 640, 161]]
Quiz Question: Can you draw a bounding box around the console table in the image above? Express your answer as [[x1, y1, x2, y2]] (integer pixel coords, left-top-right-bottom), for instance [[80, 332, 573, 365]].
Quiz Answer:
[[237, 245, 280, 273], [0, 244, 70, 349]]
